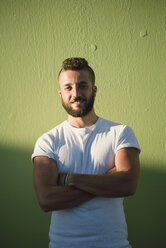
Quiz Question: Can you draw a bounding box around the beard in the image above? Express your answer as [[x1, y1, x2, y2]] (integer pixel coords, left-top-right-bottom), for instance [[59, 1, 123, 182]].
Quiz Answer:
[[61, 91, 95, 117]]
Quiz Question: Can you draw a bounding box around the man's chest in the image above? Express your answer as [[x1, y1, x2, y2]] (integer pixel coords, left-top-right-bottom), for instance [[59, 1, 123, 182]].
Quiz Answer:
[[55, 131, 116, 175]]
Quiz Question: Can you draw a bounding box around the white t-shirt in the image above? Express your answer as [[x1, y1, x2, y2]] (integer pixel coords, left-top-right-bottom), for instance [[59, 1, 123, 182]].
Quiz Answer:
[[32, 118, 140, 248]]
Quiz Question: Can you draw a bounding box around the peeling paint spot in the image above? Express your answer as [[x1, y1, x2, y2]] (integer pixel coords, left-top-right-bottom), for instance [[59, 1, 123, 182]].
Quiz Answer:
[[140, 29, 148, 37], [91, 44, 97, 51], [8, 113, 16, 120]]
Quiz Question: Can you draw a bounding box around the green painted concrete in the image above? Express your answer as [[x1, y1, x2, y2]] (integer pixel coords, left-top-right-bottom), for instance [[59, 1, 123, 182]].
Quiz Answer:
[[1, 0, 166, 247]]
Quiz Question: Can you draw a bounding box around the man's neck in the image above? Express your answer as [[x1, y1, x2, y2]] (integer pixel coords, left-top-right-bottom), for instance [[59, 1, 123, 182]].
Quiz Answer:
[[67, 110, 99, 128]]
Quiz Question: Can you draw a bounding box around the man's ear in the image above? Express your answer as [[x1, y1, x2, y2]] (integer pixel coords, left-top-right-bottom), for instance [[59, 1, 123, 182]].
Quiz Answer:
[[58, 91, 62, 97], [93, 86, 97, 96]]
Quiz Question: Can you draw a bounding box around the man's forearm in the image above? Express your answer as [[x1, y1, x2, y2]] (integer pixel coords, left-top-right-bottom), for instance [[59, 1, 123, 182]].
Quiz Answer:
[[67, 170, 137, 198], [33, 156, 95, 212], [67, 148, 140, 198], [41, 184, 94, 212]]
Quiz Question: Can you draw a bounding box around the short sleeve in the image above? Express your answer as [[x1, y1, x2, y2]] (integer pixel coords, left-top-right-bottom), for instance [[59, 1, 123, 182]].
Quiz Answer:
[[31, 133, 56, 162], [115, 126, 141, 153]]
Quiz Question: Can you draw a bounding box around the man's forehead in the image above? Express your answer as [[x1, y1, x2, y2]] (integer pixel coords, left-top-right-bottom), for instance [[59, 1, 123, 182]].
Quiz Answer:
[[58, 70, 91, 84]]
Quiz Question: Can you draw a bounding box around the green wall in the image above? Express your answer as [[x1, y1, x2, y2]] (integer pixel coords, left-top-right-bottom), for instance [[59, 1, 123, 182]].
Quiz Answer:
[[1, 0, 166, 247]]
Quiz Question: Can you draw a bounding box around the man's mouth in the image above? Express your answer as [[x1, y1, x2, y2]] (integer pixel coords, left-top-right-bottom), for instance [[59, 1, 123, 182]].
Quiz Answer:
[[71, 97, 85, 104]]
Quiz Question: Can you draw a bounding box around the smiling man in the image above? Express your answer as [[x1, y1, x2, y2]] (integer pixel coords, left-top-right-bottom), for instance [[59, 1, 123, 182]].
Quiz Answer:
[[32, 57, 140, 248], [59, 69, 96, 118]]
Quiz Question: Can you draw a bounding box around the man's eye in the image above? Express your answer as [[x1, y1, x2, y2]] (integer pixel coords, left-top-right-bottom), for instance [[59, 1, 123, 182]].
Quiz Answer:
[[80, 85, 88, 89], [65, 87, 72, 91]]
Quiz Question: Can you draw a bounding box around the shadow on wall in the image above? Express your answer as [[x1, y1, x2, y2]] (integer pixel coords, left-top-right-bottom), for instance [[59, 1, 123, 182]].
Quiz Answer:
[[1, 145, 51, 248], [1, 144, 165, 248], [125, 165, 166, 248]]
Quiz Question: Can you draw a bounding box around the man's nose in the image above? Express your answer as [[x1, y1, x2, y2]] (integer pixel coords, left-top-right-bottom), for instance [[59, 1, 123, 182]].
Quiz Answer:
[[72, 86, 80, 97]]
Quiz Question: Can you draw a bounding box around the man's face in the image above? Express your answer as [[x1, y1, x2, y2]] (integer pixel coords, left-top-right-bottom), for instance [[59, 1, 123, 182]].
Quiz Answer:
[[58, 70, 97, 117]]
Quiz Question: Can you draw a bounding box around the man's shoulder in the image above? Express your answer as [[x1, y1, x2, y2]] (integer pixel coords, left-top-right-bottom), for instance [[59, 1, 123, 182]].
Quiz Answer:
[[98, 118, 135, 139], [47, 121, 66, 134], [37, 121, 66, 141], [99, 117, 126, 130]]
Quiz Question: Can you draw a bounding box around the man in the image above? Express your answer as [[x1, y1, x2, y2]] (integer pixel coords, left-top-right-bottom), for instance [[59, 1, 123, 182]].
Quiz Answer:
[[32, 57, 140, 248]]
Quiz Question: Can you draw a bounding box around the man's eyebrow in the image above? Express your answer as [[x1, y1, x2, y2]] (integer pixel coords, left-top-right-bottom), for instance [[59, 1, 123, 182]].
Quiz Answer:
[[64, 81, 88, 86], [64, 83, 71, 87], [78, 81, 89, 85]]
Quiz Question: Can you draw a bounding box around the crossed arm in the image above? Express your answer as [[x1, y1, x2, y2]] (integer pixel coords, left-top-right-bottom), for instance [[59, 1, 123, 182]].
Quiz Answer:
[[33, 156, 94, 212], [33, 148, 140, 212]]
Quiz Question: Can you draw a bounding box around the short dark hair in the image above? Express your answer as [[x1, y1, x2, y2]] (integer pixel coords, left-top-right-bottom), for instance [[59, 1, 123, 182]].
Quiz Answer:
[[58, 57, 95, 85]]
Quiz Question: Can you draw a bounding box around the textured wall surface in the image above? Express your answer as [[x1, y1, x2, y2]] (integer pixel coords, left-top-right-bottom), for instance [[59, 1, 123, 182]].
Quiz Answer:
[[1, 0, 166, 247]]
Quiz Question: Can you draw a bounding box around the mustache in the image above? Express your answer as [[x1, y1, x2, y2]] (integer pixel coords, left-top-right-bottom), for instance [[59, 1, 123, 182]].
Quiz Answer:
[[71, 96, 86, 103]]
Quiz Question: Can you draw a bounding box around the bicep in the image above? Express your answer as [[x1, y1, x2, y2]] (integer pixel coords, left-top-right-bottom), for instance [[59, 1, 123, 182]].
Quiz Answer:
[[33, 156, 58, 195], [115, 147, 140, 179]]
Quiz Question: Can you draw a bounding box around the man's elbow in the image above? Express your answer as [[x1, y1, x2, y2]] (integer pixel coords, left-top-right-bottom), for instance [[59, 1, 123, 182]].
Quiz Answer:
[[37, 194, 63, 212], [36, 191, 55, 212], [40, 204, 50, 213], [126, 180, 138, 196], [38, 196, 51, 212]]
